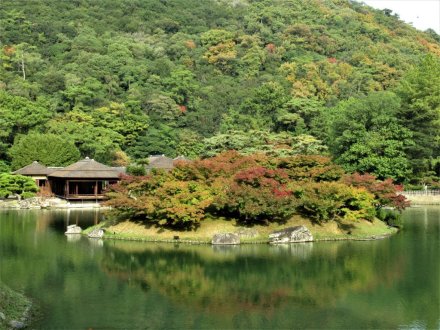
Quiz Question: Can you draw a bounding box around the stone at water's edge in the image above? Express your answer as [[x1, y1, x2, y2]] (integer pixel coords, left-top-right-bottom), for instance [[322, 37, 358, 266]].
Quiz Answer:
[[212, 233, 240, 245], [269, 226, 313, 244], [0, 197, 69, 209], [88, 228, 105, 239], [65, 224, 82, 234]]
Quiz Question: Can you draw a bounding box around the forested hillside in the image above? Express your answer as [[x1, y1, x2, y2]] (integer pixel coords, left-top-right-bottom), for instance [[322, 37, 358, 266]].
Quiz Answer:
[[1, 0, 439, 183]]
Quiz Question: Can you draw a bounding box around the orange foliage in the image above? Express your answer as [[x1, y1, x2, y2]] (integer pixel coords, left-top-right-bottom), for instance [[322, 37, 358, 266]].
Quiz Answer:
[[185, 40, 197, 49], [417, 36, 440, 56], [265, 43, 276, 54], [3, 45, 15, 56]]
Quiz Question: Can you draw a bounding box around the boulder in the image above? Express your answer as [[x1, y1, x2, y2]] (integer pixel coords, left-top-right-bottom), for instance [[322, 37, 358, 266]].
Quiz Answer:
[[269, 226, 313, 244], [0, 311, 5, 321], [88, 228, 105, 239], [212, 233, 240, 245], [65, 225, 82, 234]]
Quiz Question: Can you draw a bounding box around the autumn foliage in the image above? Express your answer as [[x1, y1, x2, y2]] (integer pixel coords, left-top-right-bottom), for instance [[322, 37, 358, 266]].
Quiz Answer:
[[343, 173, 409, 211], [106, 151, 408, 229]]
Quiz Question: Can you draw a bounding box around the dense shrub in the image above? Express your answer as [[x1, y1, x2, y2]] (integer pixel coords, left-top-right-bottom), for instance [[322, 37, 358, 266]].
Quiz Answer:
[[106, 173, 213, 229], [214, 183, 295, 224], [126, 164, 146, 176], [294, 182, 376, 224], [211, 166, 295, 223], [343, 173, 409, 210], [107, 152, 405, 228], [273, 155, 345, 182], [0, 173, 38, 198]]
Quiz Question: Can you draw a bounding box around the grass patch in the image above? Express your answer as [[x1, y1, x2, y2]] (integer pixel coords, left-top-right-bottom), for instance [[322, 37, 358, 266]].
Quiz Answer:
[[0, 282, 31, 330], [87, 214, 398, 244]]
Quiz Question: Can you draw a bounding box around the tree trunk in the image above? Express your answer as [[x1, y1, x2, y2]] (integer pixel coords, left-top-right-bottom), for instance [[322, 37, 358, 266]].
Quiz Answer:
[[21, 53, 26, 81]]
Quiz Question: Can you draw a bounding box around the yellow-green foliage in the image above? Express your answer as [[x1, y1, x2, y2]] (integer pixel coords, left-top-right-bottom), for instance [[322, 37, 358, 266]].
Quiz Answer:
[[293, 181, 376, 224]]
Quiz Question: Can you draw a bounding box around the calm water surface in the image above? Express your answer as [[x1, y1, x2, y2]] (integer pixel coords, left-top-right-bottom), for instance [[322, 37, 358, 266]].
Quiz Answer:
[[0, 208, 439, 329]]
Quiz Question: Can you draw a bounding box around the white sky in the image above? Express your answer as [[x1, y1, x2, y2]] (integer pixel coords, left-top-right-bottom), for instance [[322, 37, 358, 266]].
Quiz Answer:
[[359, 0, 440, 33]]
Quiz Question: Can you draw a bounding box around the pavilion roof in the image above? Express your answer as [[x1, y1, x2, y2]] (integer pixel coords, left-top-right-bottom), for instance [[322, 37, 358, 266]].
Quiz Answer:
[[146, 155, 174, 170], [48, 157, 120, 179], [13, 161, 50, 176]]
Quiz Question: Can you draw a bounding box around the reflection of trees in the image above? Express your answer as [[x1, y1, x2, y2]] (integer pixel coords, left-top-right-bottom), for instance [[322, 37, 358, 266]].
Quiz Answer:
[[0, 210, 105, 291], [0, 209, 438, 329], [101, 241, 404, 315]]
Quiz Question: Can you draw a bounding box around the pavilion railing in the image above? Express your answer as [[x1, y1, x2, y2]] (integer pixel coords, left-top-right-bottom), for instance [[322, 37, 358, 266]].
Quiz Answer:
[[401, 190, 440, 196]]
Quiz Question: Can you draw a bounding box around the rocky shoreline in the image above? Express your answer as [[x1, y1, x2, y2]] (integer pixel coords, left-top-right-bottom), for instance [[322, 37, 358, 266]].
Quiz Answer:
[[95, 230, 398, 245], [82, 221, 398, 246], [0, 197, 105, 210]]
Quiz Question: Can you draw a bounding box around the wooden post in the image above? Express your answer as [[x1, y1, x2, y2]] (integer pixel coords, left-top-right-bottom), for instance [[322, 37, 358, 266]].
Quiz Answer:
[[65, 180, 69, 197], [94, 181, 98, 196]]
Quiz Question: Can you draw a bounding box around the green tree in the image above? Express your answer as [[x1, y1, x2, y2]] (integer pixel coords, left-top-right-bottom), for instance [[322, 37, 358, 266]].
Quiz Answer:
[[329, 92, 413, 181], [175, 129, 204, 159], [9, 133, 80, 169], [239, 82, 288, 130], [45, 111, 124, 163], [0, 161, 10, 173], [128, 125, 177, 159], [397, 55, 440, 177], [202, 130, 326, 157], [0, 91, 52, 158]]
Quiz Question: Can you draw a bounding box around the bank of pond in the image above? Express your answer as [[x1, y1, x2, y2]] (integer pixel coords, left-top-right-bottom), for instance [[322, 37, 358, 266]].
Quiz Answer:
[[82, 214, 398, 245], [0, 283, 32, 330], [0, 208, 438, 329]]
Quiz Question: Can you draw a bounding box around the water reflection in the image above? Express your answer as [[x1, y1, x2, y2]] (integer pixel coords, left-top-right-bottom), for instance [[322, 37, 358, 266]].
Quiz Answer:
[[100, 239, 402, 314], [65, 234, 81, 243], [210, 242, 314, 259], [88, 238, 104, 248], [0, 208, 438, 329]]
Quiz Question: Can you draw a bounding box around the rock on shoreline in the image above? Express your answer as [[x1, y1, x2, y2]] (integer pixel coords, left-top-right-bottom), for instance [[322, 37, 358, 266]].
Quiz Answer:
[[88, 228, 105, 238], [0, 197, 105, 209], [65, 225, 82, 234], [212, 233, 240, 245], [269, 226, 313, 244]]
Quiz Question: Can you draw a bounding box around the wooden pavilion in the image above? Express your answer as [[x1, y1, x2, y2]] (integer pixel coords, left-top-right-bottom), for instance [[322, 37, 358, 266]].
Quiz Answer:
[[13, 161, 51, 188], [48, 157, 120, 200], [13, 155, 191, 200]]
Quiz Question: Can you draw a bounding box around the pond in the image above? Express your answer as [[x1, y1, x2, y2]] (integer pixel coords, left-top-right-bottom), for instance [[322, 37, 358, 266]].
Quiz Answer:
[[0, 208, 438, 329]]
